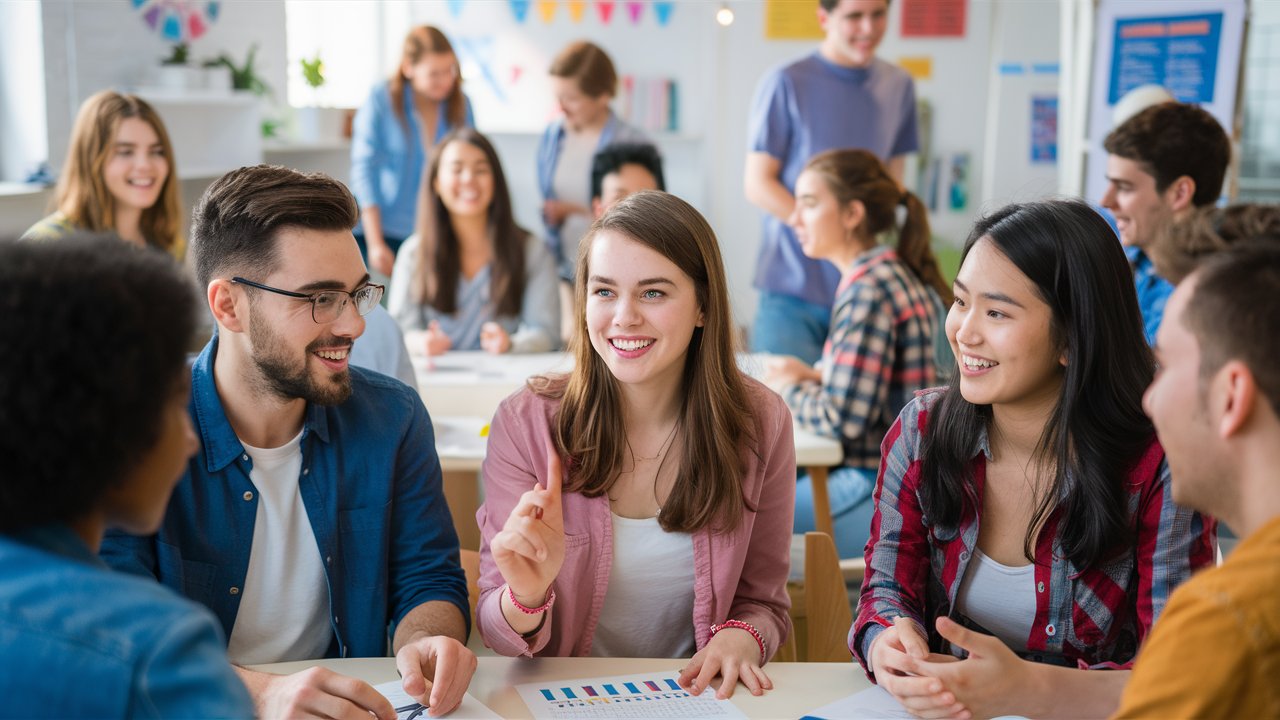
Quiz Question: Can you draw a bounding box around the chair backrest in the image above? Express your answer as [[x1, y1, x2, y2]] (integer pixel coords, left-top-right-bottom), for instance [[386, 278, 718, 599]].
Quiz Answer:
[[803, 531, 854, 662], [460, 549, 481, 627]]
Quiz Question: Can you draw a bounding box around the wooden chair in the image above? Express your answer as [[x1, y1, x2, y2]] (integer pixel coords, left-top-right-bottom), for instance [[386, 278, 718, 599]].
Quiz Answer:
[[460, 549, 481, 627], [783, 532, 855, 662]]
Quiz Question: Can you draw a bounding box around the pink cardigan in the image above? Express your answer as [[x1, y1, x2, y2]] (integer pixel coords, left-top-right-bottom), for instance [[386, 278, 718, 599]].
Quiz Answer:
[[475, 375, 796, 660]]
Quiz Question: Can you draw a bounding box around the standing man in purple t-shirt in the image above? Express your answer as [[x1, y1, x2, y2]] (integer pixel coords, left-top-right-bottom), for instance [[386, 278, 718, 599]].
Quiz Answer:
[[745, 0, 919, 364]]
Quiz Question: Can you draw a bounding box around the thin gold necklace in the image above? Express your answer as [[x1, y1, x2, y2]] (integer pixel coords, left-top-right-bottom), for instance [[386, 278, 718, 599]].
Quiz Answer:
[[629, 420, 679, 462]]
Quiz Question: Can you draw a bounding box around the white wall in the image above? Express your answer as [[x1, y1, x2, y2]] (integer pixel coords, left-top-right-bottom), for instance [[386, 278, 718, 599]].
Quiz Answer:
[[0, 0, 48, 185], [39, 0, 289, 174]]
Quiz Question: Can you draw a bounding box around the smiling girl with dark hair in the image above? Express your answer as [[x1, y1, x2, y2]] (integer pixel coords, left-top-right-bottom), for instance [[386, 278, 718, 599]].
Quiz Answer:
[[852, 200, 1216, 719]]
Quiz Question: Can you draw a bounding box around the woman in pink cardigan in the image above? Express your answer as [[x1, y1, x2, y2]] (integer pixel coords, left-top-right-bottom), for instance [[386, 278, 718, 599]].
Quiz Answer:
[[475, 191, 796, 699]]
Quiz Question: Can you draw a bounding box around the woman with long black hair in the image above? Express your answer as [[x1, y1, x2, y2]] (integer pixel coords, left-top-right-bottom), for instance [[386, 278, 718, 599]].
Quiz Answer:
[[852, 200, 1216, 719]]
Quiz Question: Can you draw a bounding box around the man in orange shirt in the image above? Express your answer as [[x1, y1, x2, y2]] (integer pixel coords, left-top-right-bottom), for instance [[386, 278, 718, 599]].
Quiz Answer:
[[1115, 242, 1280, 718]]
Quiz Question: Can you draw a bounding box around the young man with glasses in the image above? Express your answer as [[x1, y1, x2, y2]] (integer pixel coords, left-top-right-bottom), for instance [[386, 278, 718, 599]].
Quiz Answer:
[[101, 165, 474, 720]]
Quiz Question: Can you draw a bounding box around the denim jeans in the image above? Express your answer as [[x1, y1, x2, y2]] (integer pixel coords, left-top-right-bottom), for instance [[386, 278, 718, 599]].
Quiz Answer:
[[795, 465, 877, 560], [751, 291, 831, 366]]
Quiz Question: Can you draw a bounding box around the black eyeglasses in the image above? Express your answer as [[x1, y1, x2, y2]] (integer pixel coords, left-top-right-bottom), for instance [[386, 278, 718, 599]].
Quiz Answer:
[[231, 277, 385, 324]]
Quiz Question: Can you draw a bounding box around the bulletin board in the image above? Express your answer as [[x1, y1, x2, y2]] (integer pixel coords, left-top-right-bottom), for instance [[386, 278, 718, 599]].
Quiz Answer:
[[1083, 0, 1245, 204]]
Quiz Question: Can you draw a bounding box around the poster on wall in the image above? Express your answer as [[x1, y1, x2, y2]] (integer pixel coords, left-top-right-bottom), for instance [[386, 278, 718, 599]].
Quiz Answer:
[[765, 0, 823, 40], [1084, 0, 1244, 204], [900, 0, 966, 38], [1031, 95, 1058, 164]]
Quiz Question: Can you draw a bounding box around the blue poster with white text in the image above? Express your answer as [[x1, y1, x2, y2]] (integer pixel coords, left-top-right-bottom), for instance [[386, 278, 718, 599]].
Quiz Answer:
[[1109, 12, 1223, 103]]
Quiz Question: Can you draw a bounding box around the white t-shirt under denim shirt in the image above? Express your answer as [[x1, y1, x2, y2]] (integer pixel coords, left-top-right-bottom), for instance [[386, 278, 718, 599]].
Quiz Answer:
[[226, 431, 331, 665]]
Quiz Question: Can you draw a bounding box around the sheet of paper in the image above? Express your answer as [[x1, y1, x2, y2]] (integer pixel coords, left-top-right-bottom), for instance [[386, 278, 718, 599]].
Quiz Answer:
[[374, 679, 500, 720], [802, 686, 1031, 720], [800, 685, 915, 720], [516, 672, 748, 719]]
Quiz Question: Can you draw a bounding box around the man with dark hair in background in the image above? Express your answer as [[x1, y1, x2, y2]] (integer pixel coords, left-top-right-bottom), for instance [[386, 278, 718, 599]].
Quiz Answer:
[[1100, 101, 1231, 344], [1115, 243, 1280, 718], [102, 165, 475, 720], [589, 141, 665, 219]]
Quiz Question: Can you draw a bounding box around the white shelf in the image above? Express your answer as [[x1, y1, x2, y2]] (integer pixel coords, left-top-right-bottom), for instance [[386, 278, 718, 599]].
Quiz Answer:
[[0, 182, 49, 198], [264, 140, 351, 154], [132, 89, 263, 179]]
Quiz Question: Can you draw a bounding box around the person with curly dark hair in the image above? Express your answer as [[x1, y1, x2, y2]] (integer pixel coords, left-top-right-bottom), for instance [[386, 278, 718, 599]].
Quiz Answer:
[[100, 164, 474, 720], [0, 235, 253, 717], [1100, 101, 1231, 344], [1149, 203, 1280, 285]]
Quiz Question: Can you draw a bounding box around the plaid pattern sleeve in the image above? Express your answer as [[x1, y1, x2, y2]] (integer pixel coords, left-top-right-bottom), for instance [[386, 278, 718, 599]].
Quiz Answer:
[[783, 249, 939, 470], [850, 394, 939, 674], [849, 394, 1218, 679]]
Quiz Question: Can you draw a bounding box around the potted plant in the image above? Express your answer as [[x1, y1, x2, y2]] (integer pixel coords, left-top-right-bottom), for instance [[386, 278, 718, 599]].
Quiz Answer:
[[211, 44, 272, 96], [157, 42, 202, 91], [294, 52, 334, 143]]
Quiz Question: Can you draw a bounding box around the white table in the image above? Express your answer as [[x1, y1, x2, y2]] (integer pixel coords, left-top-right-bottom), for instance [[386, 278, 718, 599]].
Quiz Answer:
[[250, 656, 871, 719], [418, 352, 844, 547]]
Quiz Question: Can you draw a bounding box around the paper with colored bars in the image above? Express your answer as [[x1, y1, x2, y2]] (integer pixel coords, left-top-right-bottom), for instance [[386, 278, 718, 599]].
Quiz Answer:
[[373, 679, 500, 720], [516, 672, 748, 719]]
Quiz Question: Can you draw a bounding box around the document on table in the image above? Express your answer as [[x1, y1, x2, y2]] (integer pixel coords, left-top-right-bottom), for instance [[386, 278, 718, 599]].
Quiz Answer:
[[374, 679, 500, 720], [802, 686, 1031, 720], [800, 685, 914, 719], [516, 672, 748, 719]]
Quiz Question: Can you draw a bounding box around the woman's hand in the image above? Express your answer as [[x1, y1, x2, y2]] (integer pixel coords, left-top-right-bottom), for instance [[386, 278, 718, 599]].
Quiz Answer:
[[480, 322, 512, 354], [905, 617, 1043, 720], [870, 617, 970, 719], [492, 446, 566, 630], [542, 199, 587, 228], [423, 320, 453, 356], [367, 241, 395, 277], [677, 627, 772, 700], [763, 355, 820, 391]]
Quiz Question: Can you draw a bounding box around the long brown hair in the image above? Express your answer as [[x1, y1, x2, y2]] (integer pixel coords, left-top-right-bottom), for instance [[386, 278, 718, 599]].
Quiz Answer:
[[411, 128, 528, 316], [804, 149, 951, 303], [534, 191, 755, 533], [54, 91, 181, 256], [389, 25, 466, 132]]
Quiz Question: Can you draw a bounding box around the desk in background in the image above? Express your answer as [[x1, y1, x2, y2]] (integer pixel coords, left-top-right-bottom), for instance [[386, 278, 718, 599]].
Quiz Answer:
[[251, 656, 871, 719], [418, 352, 844, 548]]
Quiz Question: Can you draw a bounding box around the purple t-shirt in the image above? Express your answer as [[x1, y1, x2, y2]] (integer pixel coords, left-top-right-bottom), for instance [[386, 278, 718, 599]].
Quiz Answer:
[[748, 53, 919, 306]]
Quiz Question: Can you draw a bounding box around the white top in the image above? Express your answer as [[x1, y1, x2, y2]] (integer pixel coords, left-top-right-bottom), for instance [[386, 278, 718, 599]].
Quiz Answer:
[[953, 548, 1036, 650], [226, 431, 331, 665], [551, 129, 600, 271], [590, 513, 697, 658]]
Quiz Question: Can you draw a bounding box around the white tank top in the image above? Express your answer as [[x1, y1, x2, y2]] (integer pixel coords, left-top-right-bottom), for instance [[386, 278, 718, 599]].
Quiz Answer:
[[590, 513, 697, 658], [953, 548, 1037, 651]]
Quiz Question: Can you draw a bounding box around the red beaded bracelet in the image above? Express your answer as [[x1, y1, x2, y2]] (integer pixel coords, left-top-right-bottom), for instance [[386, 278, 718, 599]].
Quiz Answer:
[[709, 619, 767, 665], [507, 585, 556, 614]]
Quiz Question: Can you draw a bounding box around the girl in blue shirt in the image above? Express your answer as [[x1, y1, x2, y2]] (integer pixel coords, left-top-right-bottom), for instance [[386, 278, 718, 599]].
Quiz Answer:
[[351, 25, 475, 276]]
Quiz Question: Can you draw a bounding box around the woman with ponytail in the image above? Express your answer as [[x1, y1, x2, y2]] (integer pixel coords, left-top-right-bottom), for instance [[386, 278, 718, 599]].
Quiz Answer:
[[764, 148, 951, 559]]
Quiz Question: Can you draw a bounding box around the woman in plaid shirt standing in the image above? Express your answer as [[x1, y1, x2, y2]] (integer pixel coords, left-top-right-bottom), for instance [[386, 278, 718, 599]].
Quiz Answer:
[[765, 149, 952, 560], [854, 200, 1216, 719]]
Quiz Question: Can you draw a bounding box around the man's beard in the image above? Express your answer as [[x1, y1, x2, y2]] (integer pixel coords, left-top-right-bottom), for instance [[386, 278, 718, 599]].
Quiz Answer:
[[247, 312, 353, 406]]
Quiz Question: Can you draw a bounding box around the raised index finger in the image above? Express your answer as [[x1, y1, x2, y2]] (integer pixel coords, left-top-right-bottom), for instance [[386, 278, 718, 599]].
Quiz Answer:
[[544, 442, 563, 499]]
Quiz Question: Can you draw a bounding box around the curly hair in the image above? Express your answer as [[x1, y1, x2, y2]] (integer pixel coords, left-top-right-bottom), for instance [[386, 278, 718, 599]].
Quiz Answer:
[[1151, 203, 1280, 285], [0, 235, 198, 532]]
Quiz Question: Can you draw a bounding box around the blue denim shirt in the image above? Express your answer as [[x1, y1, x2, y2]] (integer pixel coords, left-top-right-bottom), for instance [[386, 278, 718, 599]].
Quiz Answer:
[[1125, 246, 1174, 345], [1, 525, 253, 718], [535, 110, 649, 270], [101, 337, 469, 660], [350, 81, 476, 239]]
